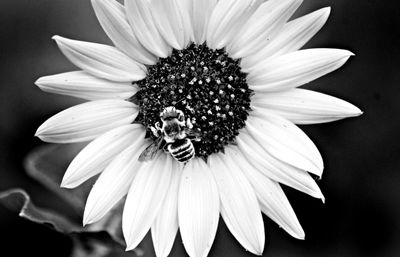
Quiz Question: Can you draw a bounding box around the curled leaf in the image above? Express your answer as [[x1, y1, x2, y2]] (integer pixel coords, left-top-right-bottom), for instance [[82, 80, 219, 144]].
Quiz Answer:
[[0, 188, 81, 232], [1, 144, 146, 256]]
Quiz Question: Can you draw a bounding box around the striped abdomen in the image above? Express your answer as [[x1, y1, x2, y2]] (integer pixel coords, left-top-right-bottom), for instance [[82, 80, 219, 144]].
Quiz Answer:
[[167, 138, 195, 163]]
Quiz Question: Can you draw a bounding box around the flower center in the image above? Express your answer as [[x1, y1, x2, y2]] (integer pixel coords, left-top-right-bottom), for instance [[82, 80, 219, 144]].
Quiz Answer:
[[132, 43, 252, 160]]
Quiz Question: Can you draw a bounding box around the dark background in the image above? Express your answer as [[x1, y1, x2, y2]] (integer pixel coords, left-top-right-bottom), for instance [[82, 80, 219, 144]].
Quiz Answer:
[[0, 0, 399, 256]]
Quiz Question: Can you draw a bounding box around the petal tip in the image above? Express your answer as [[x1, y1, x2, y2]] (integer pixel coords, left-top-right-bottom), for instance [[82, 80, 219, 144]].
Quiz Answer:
[[125, 244, 137, 252], [256, 238, 265, 256], [322, 6, 332, 16], [334, 49, 355, 58], [35, 134, 53, 144], [52, 35, 74, 48], [310, 165, 324, 178], [290, 225, 306, 240], [345, 50, 356, 57], [298, 234, 306, 240], [34, 126, 47, 139], [52, 35, 62, 41], [314, 187, 325, 203], [61, 166, 87, 189], [345, 104, 363, 118], [34, 77, 45, 87], [83, 205, 98, 226], [60, 179, 74, 189], [253, 249, 264, 256], [354, 108, 364, 116], [60, 169, 76, 188], [82, 214, 95, 227], [52, 35, 69, 48], [82, 218, 89, 227]]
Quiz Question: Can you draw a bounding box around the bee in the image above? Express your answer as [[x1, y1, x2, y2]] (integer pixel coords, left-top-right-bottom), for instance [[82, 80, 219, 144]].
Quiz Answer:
[[139, 106, 201, 163]]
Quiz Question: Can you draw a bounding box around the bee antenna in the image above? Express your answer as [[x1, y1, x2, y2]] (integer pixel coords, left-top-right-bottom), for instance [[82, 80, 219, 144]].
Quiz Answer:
[[173, 97, 186, 105]]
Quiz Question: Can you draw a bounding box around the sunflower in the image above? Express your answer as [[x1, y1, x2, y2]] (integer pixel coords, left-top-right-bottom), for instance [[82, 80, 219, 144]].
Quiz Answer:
[[35, 0, 362, 256]]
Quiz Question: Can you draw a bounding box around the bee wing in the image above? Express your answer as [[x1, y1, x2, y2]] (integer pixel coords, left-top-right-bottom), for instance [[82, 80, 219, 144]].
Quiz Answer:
[[138, 137, 163, 162]]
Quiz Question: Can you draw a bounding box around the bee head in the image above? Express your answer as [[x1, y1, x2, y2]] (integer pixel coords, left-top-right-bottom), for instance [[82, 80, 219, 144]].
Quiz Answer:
[[163, 120, 182, 139], [160, 106, 184, 122]]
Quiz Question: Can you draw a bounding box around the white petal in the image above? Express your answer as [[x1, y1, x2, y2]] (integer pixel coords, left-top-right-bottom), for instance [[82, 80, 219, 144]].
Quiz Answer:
[[36, 100, 138, 143], [176, 0, 195, 45], [151, 0, 192, 49], [236, 132, 324, 200], [124, 153, 173, 251], [207, 0, 261, 49], [53, 36, 146, 82], [91, 0, 156, 65], [83, 137, 148, 224], [247, 48, 354, 90], [226, 146, 305, 239], [179, 159, 220, 257], [35, 71, 137, 100], [189, 0, 217, 44], [245, 112, 323, 177], [209, 153, 265, 255], [242, 7, 331, 70], [228, 0, 302, 59], [62, 124, 145, 188], [151, 161, 182, 257], [125, 0, 171, 57], [252, 89, 363, 124]]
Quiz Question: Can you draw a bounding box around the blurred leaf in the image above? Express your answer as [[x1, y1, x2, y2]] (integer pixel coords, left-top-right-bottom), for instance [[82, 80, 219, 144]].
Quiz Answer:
[[0, 188, 142, 257], [0, 188, 81, 232], [71, 234, 145, 257], [0, 144, 146, 257], [23, 143, 126, 244], [24, 143, 89, 214]]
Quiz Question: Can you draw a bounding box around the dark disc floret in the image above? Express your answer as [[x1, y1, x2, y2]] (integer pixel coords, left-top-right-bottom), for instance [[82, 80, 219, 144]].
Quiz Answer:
[[132, 43, 252, 160]]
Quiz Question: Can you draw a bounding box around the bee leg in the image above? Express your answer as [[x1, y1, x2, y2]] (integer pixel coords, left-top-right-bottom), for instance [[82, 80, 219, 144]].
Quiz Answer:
[[177, 109, 185, 122], [150, 126, 159, 137], [177, 114, 186, 127], [155, 122, 162, 131], [192, 136, 201, 142], [163, 143, 171, 152], [151, 122, 162, 137], [186, 118, 194, 129]]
